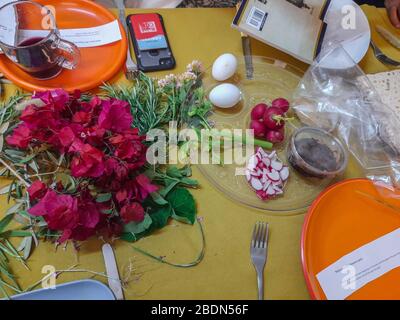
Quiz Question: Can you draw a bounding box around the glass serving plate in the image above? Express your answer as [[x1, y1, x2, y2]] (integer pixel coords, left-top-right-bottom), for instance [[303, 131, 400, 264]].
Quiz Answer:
[[198, 56, 337, 215]]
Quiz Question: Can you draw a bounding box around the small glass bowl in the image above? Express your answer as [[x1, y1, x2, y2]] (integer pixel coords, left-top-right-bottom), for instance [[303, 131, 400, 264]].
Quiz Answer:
[[287, 127, 348, 179]]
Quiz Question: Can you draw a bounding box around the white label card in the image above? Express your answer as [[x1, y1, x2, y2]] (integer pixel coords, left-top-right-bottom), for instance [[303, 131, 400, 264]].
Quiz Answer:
[[316, 228, 400, 300], [19, 20, 122, 48]]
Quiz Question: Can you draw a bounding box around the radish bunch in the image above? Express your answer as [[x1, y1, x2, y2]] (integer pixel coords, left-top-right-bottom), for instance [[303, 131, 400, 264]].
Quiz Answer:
[[246, 147, 289, 201], [250, 98, 291, 144]]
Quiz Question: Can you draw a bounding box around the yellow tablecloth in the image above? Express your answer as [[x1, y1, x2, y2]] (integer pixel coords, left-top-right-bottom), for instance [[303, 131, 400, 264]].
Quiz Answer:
[[0, 6, 398, 300]]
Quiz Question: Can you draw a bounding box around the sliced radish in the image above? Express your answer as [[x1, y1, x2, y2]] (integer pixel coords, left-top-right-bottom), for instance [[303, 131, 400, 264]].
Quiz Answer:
[[267, 170, 280, 182], [256, 190, 267, 200], [257, 147, 268, 158], [261, 173, 267, 184], [266, 185, 276, 196], [250, 177, 263, 191], [280, 166, 289, 181], [262, 157, 271, 167], [249, 154, 258, 167], [271, 160, 283, 171], [268, 151, 277, 159], [263, 180, 272, 191], [247, 149, 289, 201], [272, 180, 283, 187]]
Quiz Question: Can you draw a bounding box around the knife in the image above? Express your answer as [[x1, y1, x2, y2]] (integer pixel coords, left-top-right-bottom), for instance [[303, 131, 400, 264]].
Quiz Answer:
[[236, 3, 254, 79], [241, 33, 254, 80], [102, 243, 124, 300], [376, 25, 400, 50]]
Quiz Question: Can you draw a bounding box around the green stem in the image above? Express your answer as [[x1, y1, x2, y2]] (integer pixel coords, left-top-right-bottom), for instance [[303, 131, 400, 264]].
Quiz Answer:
[[131, 219, 206, 268]]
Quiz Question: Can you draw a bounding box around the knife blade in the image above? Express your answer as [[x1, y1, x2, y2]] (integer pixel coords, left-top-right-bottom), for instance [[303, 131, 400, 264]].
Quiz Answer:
[[376, 25, 400, 50], [102, 243, 124, 300], [241, 35, 254, 80], [236, 3, 254, 80]]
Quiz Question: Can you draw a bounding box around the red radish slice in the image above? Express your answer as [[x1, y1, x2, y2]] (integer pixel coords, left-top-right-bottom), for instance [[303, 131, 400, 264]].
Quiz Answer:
[[256, 190, 267, 200], [248, 156, 257, 171], [262, 157, 271, 167], [257, 147, 268, 158], [271, 160, 283, 171], [250, 177, 263, 191], [247, 149, 289, 201], [280, 166, 289, 181], [267, 170, 280, 182], [266, 185, 276, 196], [263, 180, 272, 191], [268, 151, 277, 159]]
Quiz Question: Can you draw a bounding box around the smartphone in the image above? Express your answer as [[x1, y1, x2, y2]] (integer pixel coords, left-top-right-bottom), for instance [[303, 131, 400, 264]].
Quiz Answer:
[[127, 13, 175, 72]]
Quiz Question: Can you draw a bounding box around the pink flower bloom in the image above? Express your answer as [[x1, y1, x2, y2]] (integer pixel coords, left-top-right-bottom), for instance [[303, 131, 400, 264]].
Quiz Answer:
[[98, 99, 133, 133], [28, 190, 79, 232], [120, 202, 145, 224], [136, 174, 158, 201], [70, 141, 105, 178], [58, 126, 76, 148], [77, 196, 101, 229], [27, 180, 47, 201], [33, 89, 69, 111], [5, 123, 32, 148]]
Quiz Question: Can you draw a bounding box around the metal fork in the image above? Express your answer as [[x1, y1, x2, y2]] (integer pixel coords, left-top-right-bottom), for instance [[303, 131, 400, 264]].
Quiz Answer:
[[370, 40, 400, 67], [250, 222, 269, 300], [113, 0, 138, 80]]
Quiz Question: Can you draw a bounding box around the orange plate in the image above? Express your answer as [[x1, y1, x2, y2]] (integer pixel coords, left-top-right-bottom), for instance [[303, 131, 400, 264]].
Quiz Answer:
[[301, 178, 400, 300], [0, 0, 127, 92]]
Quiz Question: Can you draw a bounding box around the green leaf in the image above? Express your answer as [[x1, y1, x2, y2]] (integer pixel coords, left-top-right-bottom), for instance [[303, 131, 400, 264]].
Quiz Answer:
[[5, 203, 22, 215], [180, 177, 199, 187], [159, 180, 179, 197], [96, 193, 112, 203], [179, 165, 192, 177], [150, 191, 169, 205], [0, 184, 15, 195], [23, 236, 32, 260], [123, 214, 152, 235], [166, 166, 183, 179], [0, 214, 14, 233], [0, 122, 9, 135], [18, 154, 36, 164], [0, 230, 32, 238], [167, 188, 197, 225], [147, 203, 172, 230]]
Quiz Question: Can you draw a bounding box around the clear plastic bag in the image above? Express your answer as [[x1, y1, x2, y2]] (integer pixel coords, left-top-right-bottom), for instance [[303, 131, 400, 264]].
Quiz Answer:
[[293, 44, 400, 191]]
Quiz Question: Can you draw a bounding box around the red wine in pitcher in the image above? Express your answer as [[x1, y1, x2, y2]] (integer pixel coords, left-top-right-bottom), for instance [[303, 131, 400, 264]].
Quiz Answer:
[[17, 37, 63, 79]]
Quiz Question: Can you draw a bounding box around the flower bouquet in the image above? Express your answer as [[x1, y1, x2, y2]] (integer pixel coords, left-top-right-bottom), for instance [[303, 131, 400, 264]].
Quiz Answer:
[[0, 61, 211, 294]]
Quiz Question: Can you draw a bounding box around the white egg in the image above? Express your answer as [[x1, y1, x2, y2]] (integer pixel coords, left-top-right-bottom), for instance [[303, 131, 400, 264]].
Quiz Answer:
[[209, 83, 241, 109], [212, 53, 238, 81]]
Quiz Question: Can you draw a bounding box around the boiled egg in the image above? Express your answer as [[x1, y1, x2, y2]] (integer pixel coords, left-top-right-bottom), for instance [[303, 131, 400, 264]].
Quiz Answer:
[[209, 83, 241, 108], [212, 53, 238, 81]]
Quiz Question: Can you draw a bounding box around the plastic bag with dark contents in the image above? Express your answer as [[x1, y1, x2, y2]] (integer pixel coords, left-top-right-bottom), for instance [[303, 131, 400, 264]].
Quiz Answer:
[[292, 44, 400, 196]]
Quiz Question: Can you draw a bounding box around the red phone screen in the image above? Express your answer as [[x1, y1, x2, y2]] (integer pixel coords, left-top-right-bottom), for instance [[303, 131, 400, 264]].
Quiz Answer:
[[128, 13, 168, 51]]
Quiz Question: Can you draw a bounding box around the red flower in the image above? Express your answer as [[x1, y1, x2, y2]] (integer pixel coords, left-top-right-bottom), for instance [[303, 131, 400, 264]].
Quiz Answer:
[[98, 99, 133, 133], [58, 126, 76, 148], [27, 180, 47, 201], [33, 89, 69, 111], [28, 190, 79, 232], [72, 111, 91, 124], [70, 141, 105, 178], [20, 104, 60, 130], [77, 196, 101, 229], [120, 202, 145, 224], [136, 174, 158, 201], [5, 123, 31, 148]]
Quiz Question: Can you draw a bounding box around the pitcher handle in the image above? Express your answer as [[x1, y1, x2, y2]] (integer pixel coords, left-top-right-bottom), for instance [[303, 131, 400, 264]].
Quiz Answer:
[[55, 38, 80, 70]]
